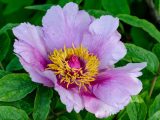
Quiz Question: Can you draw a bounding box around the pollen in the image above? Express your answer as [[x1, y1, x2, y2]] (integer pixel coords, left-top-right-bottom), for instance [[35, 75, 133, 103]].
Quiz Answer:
[[47, 44, 99, 90]]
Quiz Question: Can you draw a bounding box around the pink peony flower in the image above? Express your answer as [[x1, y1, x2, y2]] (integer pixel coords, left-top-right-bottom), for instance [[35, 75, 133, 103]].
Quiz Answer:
[[13, 2, 146, 118]]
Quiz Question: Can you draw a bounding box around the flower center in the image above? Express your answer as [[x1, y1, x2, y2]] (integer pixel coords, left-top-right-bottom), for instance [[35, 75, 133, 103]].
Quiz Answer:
[[47, 45, 99, 90]]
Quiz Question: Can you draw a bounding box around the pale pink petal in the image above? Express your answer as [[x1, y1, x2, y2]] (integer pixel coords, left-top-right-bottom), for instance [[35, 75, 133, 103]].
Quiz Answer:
[[42, 2, 92, 51], [82, 63, 146, 118], [19, 58, 54, 87], [89, 15, 119, 37], [82, 31, 126, 69], [14, 40, 46, 71], [13, 23, 47, 58], [54, 84, 84, 112], [13, 23, 54, 86], [115, 62, 147, 77], [83, 95, 127, 118]]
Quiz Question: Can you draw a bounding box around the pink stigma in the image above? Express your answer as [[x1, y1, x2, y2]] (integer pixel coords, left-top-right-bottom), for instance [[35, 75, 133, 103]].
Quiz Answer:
[[68, 55, 81, 69]]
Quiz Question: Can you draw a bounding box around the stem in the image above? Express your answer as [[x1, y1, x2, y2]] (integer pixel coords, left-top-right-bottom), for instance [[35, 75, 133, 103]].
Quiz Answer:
[[47, 115, 55, 120], [149, 66, 160, 97], [0, 62, 4, 70], [146, 0, 160, 23], [55, 110, 66, 116], [149, 75, 158, 97], [76, 114, 82, 120]]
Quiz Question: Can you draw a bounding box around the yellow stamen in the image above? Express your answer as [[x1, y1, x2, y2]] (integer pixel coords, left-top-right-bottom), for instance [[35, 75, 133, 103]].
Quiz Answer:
[[47, 45, 99, 90]]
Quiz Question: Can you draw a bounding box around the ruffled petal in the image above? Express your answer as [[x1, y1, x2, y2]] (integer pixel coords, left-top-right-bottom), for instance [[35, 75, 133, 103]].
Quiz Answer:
[[19, 58, 54, 87], [89, 15, 119, 37], [54, 84, 84, 112], [42, 2, 92, 51], [13, 23, 47, 58], [82, 31, 126, 69], [83, 62, 146, 118], [13, 23, 54, 86], [83, 95, 123, 118], [14, 40, 46, 70]]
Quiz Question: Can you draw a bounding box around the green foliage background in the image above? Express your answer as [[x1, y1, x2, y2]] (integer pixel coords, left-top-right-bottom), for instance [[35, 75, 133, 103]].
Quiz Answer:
[[0, 0, 160, 120]]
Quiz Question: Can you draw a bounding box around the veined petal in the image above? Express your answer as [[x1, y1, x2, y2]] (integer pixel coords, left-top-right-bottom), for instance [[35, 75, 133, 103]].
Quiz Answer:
[[13, 23, 47, 58], [19, 58, 54, 87], [82, 31, 126, 68], [83, 95, 126, 118], [54, 84, 84, 112], [83, 62, 146, 118], [13, 23, 53, 86], [42, 2, 92, 51], [89, 15, 119, 37]]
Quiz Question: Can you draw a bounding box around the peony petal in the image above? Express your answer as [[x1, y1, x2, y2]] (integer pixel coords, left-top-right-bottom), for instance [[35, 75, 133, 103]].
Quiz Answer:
[[82, 31, 126, 69], [54, 84, 84, 113], [42, 2, 92, 51], [92, 63, 146, 108], [82, 62, 146, 118], [14, 40, 47, 71], [13, 23, 54, 86], [83, 95, 122, 118], [13, 23, 47, 58], [89, 15, 119, 37], [115, 62, 147, 77], [13, 23, 48, 71], [19, 58, 54, 87]]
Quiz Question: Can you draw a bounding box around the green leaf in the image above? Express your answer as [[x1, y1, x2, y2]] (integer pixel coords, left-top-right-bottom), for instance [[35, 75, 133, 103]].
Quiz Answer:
[[0, 73, 37, 102], [149, 93, 160, 117], [6, 57, 23, 72], [17, 100, 33, 115], [148, 111, 160, 120], [118, 111, 130, 120], [154, 0, 160, 14], [58, 116, 70, 120], [0, 70, 9, 79], [117, 14, 160, 43], [25, 4, 53, 11], [125, 43, 159, 74], [152, 43, 160, 61], [54, 98, 66, 111], [33, 86, 53, 120], [0, 0, 33, 15], [130, 27, 153, 50], [101, 116, 114, 120], [102, 0, 130, 15], [0, 100, 33, 115], [0, 106, 29, 120], [84, 0, 101, 10], [74, 0, 83, 4], [59, 0, 73, 6], [84, 113, 96, 120], [0, 23, 18, 35], [126, 96, 147, 120], [87, 10, 109, 18], [0, 33, 10, 62]]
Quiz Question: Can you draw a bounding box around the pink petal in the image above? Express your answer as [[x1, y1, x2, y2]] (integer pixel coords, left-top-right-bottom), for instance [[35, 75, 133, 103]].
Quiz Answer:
[[42, 2, 92, 51], [13, 23, 54, 86], [83, 95, 123, 118], [14, 40, 46, 70], [19, 58, 54, 87], [54, 83, 84, 112], [89, 15, 119, 37], [83, 62, 146, 118], [82, 31, 126, 69], [13, 23, 47, 58]]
